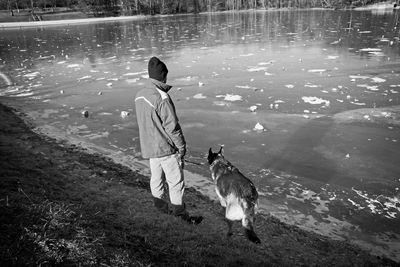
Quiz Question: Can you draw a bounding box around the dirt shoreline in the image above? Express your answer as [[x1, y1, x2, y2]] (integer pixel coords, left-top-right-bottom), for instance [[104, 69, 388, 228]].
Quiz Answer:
[[1, 102, 399, 266]]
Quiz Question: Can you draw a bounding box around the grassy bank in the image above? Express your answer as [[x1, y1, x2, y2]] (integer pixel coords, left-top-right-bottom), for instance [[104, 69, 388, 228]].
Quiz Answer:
[[0, 102, 398, 266]]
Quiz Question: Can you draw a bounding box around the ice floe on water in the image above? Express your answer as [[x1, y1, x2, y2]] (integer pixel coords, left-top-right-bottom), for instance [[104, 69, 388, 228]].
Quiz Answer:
[[120, 111, 130, 118], [358, 48, 382, 52], [304, 83, 320, 88], [78, 75, 92, 81], [325, 55, 339, 60], [239, 53, 254, 57], [66, 64, 81, 68], [235, 85, 257, 90], [247, 66, 268, 72], [358, 48, 385, 56], [302, 96, 330, 106], [23, 72, 40, 78], [193, 93, 207, 99], [308, 69, 327, 73], [123, 71, 146, 76], [253, 122, 266, 131], [249, 105, 258, 112], [349, 75, 370, 80], [216, 94, 242, 101], [371, 77, 386, 83], [357, 84, 379, 91]]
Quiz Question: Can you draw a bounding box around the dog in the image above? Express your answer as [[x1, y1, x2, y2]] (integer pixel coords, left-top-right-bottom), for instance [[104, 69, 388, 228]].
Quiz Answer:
[[207, 147, 261, 244]]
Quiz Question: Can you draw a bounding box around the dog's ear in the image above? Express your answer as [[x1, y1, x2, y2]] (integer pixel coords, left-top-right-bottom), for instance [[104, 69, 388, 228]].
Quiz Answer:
[[218, 146, 224, 156], [207, 148, 215, 165]]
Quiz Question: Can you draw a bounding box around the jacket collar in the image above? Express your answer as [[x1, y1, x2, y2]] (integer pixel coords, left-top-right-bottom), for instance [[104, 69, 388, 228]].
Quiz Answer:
[[150, 78, 172, 93]]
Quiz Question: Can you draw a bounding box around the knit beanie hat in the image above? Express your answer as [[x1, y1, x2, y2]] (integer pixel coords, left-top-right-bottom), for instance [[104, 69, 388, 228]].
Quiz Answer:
[[148, 57, 168, 82]]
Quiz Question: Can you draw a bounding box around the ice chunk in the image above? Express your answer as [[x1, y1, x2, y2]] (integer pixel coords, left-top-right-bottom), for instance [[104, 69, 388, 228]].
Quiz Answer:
[[123, 72, 144, 76], [24, 72, 40, 78], [349, 75, 370, 79], [285, 84, 294, 88], [308, 69, 327, 73], [216, 94, 242, 102], [67, 64, 80, 68], [239, 53, 254, 57], [120, 111, 130, 118], [198, 82, 205, 87], [302, 96, 330, 106], [359, 48, 381, 52], [249, 105, 257, 112], [193, 93, 206, 99], [235, 85, 257, 90], [304, 83, 319, 88], [78, 75, 92, 81], [253, 122, 265, 131], [326, 55, 339, 60], [247, 66, 268, 72], [371, 77, 386, 83], [357, 84, 379, 91], [82, 110, 89, 118], [350, 101, 366, 106]]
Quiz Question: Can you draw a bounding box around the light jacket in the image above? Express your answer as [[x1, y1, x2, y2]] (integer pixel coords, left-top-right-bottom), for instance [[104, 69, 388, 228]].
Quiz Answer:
[[134, 79, 186, 159]]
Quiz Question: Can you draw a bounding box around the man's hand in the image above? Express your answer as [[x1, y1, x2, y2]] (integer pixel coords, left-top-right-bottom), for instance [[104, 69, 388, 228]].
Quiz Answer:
[[177, 153, 185, 169]]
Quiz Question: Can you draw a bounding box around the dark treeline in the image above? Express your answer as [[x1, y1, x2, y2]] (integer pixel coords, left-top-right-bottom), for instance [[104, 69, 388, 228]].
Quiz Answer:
[[1, 0, 396, 16]]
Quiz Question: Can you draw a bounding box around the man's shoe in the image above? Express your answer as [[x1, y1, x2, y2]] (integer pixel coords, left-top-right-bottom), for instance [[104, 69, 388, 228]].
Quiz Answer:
[[153, 197, 170, 214], [172, 204, 203, 225]]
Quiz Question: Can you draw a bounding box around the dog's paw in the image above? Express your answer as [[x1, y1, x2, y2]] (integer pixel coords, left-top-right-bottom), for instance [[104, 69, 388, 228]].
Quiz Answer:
[[250, 236, 261, 244], [245, 229, 261, 244], [188, 215, 203, 225]]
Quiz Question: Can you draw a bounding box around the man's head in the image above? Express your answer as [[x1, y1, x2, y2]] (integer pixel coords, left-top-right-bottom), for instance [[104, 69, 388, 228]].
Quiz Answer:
[[148, 57, 168, 83]]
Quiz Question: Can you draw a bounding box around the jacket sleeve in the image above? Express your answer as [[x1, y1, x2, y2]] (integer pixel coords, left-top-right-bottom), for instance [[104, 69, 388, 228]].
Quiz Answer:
[[158, 98, 186, 156]]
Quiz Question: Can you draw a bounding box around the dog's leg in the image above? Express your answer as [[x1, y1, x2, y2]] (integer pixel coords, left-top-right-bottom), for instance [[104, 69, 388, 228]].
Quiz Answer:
[[225, 218, 233, 237], [242, 215, 261, 244]]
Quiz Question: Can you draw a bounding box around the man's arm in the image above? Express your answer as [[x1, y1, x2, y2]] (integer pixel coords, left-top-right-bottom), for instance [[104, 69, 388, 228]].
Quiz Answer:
[[158, 98, 186, 157]]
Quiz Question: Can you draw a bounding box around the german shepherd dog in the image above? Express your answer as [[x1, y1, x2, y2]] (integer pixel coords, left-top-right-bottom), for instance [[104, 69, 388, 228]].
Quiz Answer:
[[207, 147, 261, 244]]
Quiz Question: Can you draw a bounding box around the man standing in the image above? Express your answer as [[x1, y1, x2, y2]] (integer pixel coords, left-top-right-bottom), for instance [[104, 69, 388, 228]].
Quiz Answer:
[[135, 57, 202, 225]]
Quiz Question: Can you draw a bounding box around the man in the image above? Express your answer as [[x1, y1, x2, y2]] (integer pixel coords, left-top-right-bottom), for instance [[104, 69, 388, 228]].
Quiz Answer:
[[135, 57, 202, 225]]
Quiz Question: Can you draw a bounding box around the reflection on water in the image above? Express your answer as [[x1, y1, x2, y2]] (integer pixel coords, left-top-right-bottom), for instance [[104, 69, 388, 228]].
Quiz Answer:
[[1, 10, 400, 261]]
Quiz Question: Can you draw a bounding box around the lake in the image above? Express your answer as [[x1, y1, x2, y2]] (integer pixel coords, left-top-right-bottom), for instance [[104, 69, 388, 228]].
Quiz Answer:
[[0, 9, 399, 261]]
